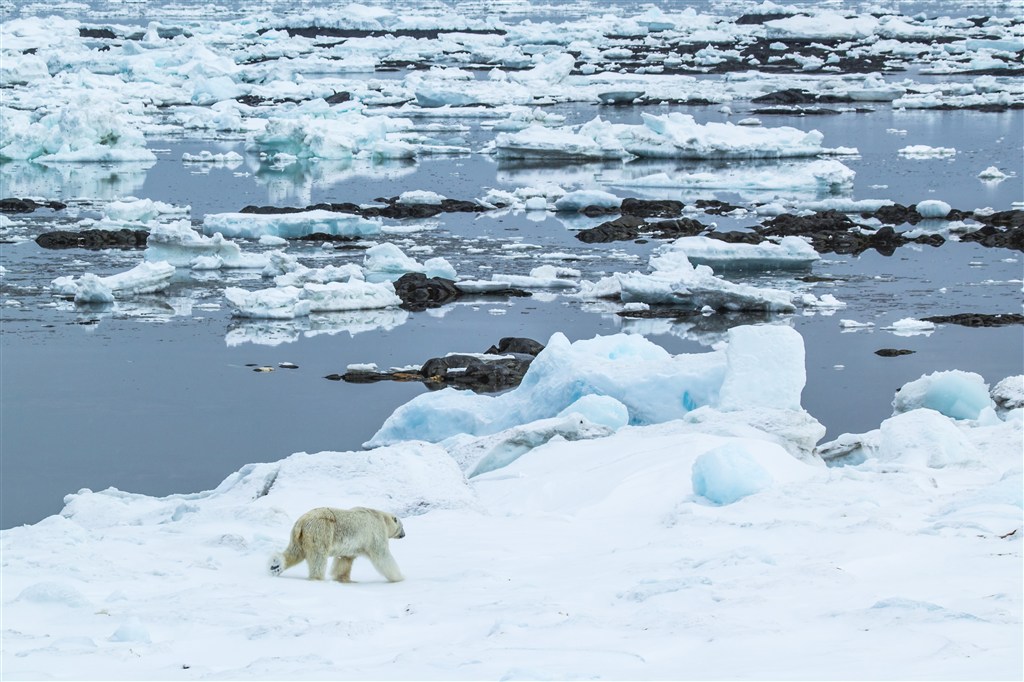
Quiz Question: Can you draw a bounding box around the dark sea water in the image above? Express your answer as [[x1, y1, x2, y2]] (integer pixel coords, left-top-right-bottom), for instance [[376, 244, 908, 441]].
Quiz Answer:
[[1, 0, 1022, 527]]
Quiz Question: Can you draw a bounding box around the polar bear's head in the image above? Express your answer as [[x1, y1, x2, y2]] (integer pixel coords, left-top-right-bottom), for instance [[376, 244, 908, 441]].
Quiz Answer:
[[386, 513, 406, 539]]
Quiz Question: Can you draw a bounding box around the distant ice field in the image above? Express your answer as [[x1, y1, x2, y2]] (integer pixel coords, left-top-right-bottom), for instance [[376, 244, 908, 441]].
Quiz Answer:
[[1, 0, 1022, 528]]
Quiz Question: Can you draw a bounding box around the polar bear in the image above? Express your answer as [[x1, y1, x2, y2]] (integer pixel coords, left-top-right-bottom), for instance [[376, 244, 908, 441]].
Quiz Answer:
[[268, 506, 405, 582]]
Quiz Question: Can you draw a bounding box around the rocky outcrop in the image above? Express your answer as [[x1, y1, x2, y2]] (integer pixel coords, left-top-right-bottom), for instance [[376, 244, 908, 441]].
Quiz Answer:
[[1, 198, 67, 214], [35, 229, 149, 250], [922, 313, 1024, 327], [392, 273, 530, 311], [330, 337, 545, 393], [239, 196, 486, 221]]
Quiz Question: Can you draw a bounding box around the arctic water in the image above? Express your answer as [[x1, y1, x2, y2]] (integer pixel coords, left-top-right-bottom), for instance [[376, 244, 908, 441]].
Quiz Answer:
[[1, 0, 1022, 528]]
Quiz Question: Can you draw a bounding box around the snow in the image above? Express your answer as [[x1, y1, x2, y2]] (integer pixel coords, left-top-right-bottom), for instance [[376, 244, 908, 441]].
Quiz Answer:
[[3, 2, 1024, 678], [3, 381, 1020, 678]]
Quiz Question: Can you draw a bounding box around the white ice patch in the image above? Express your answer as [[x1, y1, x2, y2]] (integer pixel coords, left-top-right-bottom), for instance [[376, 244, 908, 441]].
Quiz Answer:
[[52, 261, 175, 304], [662, 235, 819, 270], [145, 221, 267, 268]]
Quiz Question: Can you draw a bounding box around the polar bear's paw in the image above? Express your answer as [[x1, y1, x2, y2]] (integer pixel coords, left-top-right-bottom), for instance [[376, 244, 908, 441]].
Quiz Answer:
[[268, 553, 285, 576]]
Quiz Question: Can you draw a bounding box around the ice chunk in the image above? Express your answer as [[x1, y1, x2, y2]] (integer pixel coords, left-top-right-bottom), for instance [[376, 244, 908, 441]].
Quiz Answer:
[[978, 166, 1009, 180], [898, 145, 956, 158], [109, 617, 151, 644], [301, 281, 401, 312], [145, 221, 267, 268], [692, 443, 773, 505], [397, 190, 446, 205], [363, 242, 456, 281], [203, 210, 380, 239], [617, 248, 797, 312], [893, 370, 994, 420], [553, 190, 622, 213], [916, 200, 951, 218], [104, 198, 189, 223], [224, 286, 312, 319], [52, 261, 176, 304], [663, 236, 819, 270], [719, 325, 805, 411], [0, 95, 155, 163]]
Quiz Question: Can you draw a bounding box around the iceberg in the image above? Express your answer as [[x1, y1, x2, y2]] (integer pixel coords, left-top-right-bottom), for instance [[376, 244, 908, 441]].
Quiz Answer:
[[367, 325, 813, 447]]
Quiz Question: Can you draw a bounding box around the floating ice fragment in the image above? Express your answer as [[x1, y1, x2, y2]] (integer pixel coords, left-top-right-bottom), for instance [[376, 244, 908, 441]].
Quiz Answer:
[[884, 317, 935, 336], [898, 145, 956, 158], [203, 210, 380, 240]]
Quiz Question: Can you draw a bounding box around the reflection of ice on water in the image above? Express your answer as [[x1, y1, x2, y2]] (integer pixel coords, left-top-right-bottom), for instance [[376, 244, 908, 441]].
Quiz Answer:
[[253, 156, 417, 206], [225, 307, 410, 346], [0, 161, 154, 201]]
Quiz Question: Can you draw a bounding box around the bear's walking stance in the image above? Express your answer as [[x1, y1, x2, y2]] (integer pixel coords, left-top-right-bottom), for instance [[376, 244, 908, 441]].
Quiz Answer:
[[268, 507, 405, 582]]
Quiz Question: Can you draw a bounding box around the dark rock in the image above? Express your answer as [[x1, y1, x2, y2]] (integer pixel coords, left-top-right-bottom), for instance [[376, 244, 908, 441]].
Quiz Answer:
[[751, 89, 820, 104], [485, 337, 545, 356], [578, 205, 622, 218], [958, 225, 1024, 251], [393, 272, 463, 311], [867, 203, 923, 225], [751, 106, 842, 116], [647, 218, 708, 238], [706, 231, 764, 244], [1, 198, 67, 213], [735, 12, 796, 24], [980, 210, 1024, 229], [875, 349, 916, 357], [922, 313, 1024, 327], [35, 229, 149, 250], [79, 27, 117, 39], [695, 199, 743, 215], [333, 337, 545, 394], [325, 91, 351, 104], [237, 197, 485, 220], [292, 232, 362, 243], [620, 197, 684, 218], [760, 210, 859, 235], [576, 215, 646, 243]]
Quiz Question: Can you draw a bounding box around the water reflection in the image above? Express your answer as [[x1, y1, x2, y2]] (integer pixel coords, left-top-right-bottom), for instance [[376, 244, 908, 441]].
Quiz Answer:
[[251, 156, 418, 206], [0, 160, 155, 201], [225, 307, 410, 346]]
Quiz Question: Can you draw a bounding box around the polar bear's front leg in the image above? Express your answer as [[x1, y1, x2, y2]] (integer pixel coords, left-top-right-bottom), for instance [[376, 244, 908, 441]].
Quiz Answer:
[[368, 550, 404, 582]]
